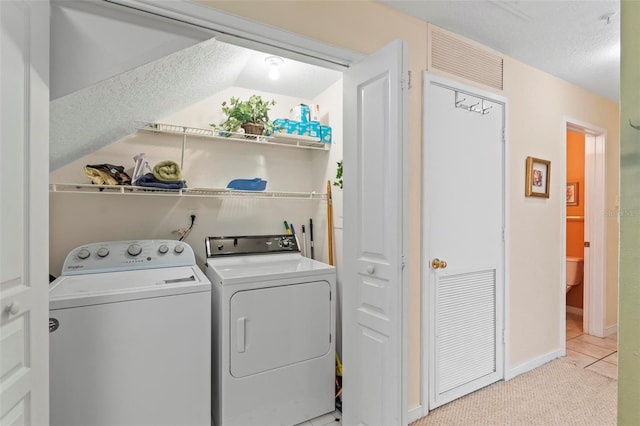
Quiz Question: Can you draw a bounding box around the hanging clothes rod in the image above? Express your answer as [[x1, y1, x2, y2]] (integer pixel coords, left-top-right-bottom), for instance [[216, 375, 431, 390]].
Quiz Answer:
[[454, 91, 493, 115]]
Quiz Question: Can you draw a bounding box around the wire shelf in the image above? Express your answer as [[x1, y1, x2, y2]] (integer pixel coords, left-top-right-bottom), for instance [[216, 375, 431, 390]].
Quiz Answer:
[[49, 183, 327, 200], [135, 121, 329, 151]]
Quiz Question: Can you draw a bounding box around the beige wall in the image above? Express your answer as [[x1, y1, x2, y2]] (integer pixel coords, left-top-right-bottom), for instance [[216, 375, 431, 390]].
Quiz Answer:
[[196, 0, 619, 401], [503, 56, 619, 363], [50, 0, 620, 412]]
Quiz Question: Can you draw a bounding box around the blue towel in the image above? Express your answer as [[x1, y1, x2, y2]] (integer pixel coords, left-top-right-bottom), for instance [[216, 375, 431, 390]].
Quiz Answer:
[[136, 173, 187, 189], [227, 178, 267, 191]]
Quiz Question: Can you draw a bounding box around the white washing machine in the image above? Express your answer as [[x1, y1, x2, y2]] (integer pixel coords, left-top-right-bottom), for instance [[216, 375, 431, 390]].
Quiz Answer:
[[205, 235, 336, 426], [49, 240, 211, 426]]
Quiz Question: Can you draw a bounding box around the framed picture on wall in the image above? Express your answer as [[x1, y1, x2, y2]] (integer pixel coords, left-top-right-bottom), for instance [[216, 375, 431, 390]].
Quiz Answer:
[[525, 156, 551, 198], [566, 182, 579, 206]]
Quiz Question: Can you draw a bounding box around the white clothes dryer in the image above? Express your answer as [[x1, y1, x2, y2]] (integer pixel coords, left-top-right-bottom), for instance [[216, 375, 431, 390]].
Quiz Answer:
[[49, 240, 211, 426], [205, 235, 336, 426]]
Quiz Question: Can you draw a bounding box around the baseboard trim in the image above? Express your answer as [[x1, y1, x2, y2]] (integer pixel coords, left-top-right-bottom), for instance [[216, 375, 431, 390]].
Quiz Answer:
[[566, 306, 584, 315], [505, 349, 564, 380], [408, 405, 424, 423], [604, 324, 618, 337]]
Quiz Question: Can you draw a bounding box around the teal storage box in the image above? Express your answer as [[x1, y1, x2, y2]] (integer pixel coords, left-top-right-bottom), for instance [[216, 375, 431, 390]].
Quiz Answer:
[[297, 122, 310, 136], [320, 125, 332, 143], [286, 120, 299, 135], [308, 121, 321, 138], [272, 119, 288, 134]]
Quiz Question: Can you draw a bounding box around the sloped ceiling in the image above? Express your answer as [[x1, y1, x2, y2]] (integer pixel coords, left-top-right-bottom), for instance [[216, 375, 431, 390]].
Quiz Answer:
[[51, 0, 214, 100], [50, 8, 342, 171], [51, 38, 248, 171]]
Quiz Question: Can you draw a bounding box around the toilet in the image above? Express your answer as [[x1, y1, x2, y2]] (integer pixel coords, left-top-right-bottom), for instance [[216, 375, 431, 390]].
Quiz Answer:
[[566, 256, 584, 293]]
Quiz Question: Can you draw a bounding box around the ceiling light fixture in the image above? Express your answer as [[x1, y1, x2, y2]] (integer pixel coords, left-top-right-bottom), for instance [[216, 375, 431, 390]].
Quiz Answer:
[[265, 56, 284, 80]]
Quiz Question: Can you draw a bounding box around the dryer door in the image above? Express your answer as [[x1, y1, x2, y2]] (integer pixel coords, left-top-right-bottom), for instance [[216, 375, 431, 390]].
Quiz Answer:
[[229, 280, 331, 378]]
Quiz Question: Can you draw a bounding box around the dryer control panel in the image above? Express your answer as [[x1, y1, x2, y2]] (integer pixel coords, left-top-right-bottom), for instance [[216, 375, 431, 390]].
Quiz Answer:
[[61, 240, 196, 275], [206, 235, 299, 257]]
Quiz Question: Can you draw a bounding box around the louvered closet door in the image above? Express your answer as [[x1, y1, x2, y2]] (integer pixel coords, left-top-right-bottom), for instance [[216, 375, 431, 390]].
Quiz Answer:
[[423, 74, 506, 409]]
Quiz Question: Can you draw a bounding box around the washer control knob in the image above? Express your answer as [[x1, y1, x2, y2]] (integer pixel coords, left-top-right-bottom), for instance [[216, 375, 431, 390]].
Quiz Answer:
[[97, 247, 109, 258], [217, 244, 224, 251], [174, 245, 185, 254], [77, 248, 91, 259], [127, 244, 142, 257], [158, 244, 169, 254], [281, 239, 290, 248]]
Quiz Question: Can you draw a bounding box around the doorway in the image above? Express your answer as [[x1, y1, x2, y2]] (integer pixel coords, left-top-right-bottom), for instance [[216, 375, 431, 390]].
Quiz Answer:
[[562, 119, 608, 340], [50, 2, 408, 425], [565, 130, 585, 329]]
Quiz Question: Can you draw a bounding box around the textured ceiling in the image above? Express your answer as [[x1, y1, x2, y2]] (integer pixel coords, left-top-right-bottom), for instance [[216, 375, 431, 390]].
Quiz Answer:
[[50, 37, 341, 170], [379, 0, 620, 101], [51, 0, 213, 100]]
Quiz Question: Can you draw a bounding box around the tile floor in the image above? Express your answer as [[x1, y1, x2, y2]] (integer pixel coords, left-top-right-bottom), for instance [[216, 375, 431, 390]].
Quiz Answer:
[[565, 312, 618, 379], [296, 410, 341, 426]]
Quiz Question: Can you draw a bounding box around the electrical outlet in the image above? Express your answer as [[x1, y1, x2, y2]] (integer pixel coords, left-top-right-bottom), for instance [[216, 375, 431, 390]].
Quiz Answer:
[[188, 209, 198, 225]]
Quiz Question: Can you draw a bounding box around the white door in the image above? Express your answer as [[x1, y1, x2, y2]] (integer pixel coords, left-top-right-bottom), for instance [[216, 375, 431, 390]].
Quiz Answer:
[[423, 74, 506, 409], [343, 40, 408, 426], [0, 1, 50, 425]]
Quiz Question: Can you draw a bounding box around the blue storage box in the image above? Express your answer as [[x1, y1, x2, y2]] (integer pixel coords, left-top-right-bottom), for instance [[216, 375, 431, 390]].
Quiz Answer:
[[226, 178, 267, 191]]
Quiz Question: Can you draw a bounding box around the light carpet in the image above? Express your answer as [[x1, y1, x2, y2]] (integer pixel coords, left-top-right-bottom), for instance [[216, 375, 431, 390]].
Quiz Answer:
[[411, 359, 616, 426]]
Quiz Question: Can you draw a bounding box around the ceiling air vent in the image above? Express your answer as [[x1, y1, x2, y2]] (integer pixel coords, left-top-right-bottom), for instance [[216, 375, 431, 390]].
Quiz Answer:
[[430, 27, 504, 91]]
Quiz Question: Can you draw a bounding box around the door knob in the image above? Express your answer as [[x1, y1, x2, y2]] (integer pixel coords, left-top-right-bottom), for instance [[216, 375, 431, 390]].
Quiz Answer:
[[5, 302, 20, 315], [431, 258, 447, 269]]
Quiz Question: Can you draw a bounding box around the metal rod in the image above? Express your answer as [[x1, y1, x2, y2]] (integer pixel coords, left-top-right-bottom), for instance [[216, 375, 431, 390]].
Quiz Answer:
[[181, 128, 187, 170]]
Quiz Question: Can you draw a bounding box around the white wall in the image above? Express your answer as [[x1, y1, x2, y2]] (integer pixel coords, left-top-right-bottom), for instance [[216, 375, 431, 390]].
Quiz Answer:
[[50, 84, 343, 277], [311, 80, 344, 356]]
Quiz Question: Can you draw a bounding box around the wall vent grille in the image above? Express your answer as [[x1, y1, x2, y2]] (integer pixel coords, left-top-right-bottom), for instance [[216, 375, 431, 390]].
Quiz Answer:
[[430, 28, 504, 91]]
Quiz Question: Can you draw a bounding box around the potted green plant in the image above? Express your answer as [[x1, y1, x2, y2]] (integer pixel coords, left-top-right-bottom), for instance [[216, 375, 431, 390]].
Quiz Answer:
[[212, 95, 276, 137], [333, 160, 343, 189]]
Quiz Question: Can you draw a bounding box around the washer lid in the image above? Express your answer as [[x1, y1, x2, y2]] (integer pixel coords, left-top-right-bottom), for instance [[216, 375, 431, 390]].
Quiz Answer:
[[206, 253, 335, 285], [49, 266, 211, 310]]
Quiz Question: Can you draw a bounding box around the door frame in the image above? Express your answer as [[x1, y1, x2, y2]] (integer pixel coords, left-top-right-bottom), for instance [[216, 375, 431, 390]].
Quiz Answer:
[[562, 118, 608, 339], [420, 72, 509, 415], [89, 0, 409, 421], [0, 1, 51, 423]]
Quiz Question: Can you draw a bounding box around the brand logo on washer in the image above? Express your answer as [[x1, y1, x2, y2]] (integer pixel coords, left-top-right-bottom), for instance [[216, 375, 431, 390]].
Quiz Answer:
[[67, 265, 84, 270]]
